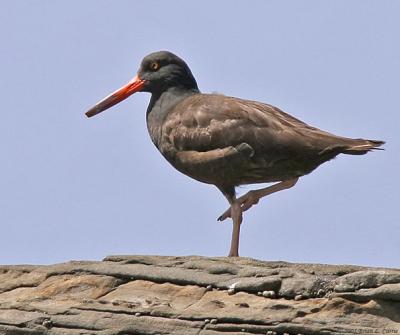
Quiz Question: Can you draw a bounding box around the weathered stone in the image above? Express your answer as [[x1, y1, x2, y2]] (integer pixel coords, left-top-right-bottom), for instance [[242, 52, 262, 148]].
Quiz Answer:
[[334, 270, 400, 290], [0, 255, 399, 334], [221, 276, 281, 293], [262, 290, 276, 298], [227, 288, 236, 295]]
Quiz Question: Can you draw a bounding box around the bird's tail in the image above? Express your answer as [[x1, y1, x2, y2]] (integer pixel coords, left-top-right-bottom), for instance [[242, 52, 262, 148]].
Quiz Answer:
[[342, 139, 385, 155]]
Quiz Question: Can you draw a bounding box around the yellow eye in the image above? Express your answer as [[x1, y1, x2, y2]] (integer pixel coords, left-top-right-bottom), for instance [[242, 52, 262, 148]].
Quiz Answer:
[[150, 62, 160, 71]]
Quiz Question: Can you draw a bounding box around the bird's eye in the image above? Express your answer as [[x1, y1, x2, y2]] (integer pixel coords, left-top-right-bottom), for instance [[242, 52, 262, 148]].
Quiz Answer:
[[149, 62, 160, 71]]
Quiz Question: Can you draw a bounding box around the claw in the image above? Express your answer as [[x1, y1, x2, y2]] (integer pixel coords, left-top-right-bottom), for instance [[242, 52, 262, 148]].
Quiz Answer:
[[217, 191, 260, 222], [217, 210, 231, 221]]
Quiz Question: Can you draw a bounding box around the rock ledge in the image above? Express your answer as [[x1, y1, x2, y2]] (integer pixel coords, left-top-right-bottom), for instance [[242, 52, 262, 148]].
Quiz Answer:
[[1, 255, 399, 334]]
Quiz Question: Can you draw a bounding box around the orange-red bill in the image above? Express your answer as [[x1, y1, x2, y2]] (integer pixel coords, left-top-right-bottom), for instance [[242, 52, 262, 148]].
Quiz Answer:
[[85, 75, 146, 118]]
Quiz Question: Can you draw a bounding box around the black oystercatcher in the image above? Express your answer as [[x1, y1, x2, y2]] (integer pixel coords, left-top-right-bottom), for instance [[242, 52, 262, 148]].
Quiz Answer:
[[86, 51, 384, 257]]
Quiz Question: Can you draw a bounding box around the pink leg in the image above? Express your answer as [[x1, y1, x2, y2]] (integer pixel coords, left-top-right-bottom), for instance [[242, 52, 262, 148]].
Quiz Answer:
[[218, 178, 299, 222], [227, 200, 242, 257]]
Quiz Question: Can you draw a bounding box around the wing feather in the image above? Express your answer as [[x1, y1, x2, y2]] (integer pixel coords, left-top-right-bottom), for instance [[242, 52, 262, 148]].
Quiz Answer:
[[161, 94, 322, 156], [155, 93, 381, 186]]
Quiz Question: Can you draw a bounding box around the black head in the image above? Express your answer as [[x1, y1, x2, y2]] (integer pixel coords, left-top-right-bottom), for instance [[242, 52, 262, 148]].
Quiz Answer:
[[138, 51, 199, 93], [86, 51, 198, 118]]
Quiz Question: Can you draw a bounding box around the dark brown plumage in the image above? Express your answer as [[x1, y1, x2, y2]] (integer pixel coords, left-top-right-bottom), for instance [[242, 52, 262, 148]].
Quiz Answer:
[[86, 51, 384, 257]]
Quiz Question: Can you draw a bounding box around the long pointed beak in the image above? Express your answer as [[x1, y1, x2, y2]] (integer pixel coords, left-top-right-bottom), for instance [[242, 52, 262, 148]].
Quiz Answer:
[[85, 75, 146, 118]]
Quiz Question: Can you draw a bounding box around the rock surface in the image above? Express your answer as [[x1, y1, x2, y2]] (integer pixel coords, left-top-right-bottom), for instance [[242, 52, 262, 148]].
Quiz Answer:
[[0, 255, 400, 335]]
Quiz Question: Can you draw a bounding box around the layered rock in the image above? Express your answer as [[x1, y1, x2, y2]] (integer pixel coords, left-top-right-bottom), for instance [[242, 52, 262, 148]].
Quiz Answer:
[[0, 255, 399, 334]]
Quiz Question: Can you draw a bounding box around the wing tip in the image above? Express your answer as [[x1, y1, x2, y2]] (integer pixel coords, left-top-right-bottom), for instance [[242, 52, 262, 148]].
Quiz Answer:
[[344, 139, 385, 155]]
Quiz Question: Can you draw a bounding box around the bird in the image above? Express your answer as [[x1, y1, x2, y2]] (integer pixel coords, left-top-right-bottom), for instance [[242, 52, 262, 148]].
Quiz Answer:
[[86, 51, 384, 257]]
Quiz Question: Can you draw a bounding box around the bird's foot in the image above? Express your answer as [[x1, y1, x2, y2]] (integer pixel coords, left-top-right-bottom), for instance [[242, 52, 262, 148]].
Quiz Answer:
[[228, 251, 239, 257], [217, 190, 260, 221]]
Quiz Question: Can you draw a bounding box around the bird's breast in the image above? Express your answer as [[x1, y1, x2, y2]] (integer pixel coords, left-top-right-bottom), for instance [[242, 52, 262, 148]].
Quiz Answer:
[[146, 89, 199, 149]]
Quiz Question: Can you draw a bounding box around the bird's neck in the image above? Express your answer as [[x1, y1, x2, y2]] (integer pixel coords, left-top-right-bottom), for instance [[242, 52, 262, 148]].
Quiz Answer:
[[146, 87, 199, 147], [147, 87, 199, 117]]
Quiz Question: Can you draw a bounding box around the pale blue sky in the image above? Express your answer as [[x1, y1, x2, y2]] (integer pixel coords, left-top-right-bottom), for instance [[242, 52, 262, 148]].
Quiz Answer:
[[1, 1, 399, 267]]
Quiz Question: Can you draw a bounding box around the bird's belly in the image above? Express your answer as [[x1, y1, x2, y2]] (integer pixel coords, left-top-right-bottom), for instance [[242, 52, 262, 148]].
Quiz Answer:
[[233, 153, 333, 185], [165, 153, 306, 187]]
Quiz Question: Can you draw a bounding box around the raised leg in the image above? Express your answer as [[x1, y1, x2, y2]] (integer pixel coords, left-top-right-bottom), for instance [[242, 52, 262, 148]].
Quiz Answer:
[[218, 178, 299, 221]]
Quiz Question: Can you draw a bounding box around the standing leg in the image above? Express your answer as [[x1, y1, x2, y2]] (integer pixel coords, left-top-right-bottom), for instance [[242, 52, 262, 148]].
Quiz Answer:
[[218, 186, 243, 257], [227, 197, 242, 257]]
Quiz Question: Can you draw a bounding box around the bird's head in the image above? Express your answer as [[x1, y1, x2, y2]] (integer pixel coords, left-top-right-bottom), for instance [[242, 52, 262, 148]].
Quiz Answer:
[[86, 51, 198, 118]]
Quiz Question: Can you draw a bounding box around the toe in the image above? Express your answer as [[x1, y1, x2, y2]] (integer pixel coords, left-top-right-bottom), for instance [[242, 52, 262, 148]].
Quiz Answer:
[[241, 195, 259, 212]]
